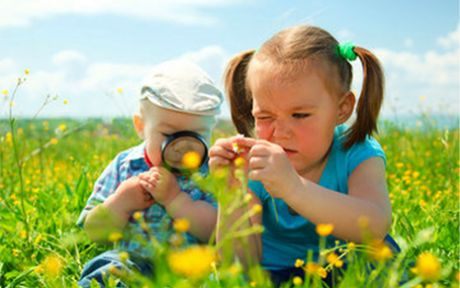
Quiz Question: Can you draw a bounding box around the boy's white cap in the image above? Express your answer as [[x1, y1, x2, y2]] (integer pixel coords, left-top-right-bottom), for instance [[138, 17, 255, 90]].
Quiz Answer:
[[140, 59, 223, 116]]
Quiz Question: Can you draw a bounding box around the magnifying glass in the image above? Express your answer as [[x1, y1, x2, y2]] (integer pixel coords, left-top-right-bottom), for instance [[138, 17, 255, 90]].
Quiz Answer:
[[161, 131, 208, 173]]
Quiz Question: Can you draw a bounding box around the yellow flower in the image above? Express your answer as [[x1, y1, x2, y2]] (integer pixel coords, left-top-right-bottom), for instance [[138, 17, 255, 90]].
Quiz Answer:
[[411, 252, 441, 281], [133, 211, 143, 221], [182, 151, 201, 169], [304, 262, 327, 278], [326, 252, 344, 268], [19, 230, 27, 239], [5, 132, 12, 144], [37, 255, 64, 278], [119, 251, 129, 263], [369, 240, 393, 262], [50, 138, 58, 145], [108, 231, 123, 242], [294, 259, 304, 268], [2, 89, 8, 96], [63, 99, 69, 105], [116, 87, 123, 94], [316, 223, 334, 237], [173, 218, 190, 233], [292, 276, 303, 286], [249, 204, 262, 215], [168, 245, 216, 279], [24, 68, 30, 75], [58, 123, 67, 132], [234, 156, 245, 168], [347, 242, 356, 250]]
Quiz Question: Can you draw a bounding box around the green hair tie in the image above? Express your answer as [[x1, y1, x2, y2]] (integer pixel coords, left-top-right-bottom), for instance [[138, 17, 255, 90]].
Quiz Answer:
[[337, 42, 357, 61]]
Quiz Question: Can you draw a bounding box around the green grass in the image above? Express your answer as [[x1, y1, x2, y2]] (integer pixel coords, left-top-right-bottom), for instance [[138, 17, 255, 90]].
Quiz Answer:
[[0, 117, 458, 287]]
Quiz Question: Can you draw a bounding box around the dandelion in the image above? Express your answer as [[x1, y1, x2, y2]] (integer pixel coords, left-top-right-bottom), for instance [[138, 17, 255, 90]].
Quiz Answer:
[[292, 276, 303, 286], [63, 99, 69, 105], [411, 252, 441, 281], [50, 138, 58, 145], [182, 151, 201, 169], [168, 245, 216, 279], [5, 132, 12, 144], [116, 87, 123, 94], [108, 231, 123, 243], [24, 68, 30, 75], [37, 255, 64, 278], [173, 218, 190, 233], [326, 252, 344, 268], [2, 89, 8, 97], [19, 230, 27, 239], [316, 223, 334, 237], [243, 193, 253, 203], [228, 263, 242, 276]]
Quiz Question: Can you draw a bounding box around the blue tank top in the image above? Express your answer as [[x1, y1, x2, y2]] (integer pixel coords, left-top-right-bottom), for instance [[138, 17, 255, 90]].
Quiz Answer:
[[248, 124, 386, 270]]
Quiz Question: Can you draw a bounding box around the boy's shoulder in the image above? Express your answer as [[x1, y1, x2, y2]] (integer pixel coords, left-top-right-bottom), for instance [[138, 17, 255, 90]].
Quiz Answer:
[[111, 142, 147, 171]]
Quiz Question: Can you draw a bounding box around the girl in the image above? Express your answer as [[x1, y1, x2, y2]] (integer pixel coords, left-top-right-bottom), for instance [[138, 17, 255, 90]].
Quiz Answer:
[[209, 25, 399, 286]]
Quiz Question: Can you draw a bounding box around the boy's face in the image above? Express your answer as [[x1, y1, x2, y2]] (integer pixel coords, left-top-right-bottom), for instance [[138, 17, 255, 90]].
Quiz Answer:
[[134, 104, 215, 167]]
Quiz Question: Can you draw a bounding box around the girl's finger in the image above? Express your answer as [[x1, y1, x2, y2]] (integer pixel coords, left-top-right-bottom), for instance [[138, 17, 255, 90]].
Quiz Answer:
[[248, 156, 266, 170], [209, 145, 236, 160]]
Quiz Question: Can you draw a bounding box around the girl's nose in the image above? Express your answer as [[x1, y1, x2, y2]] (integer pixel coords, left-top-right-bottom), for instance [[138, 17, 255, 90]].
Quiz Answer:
[[272, 120, 291, 139]]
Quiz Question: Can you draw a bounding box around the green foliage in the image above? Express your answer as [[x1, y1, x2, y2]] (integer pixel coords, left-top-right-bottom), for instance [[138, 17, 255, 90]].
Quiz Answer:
[[0, 117, 458, 287]]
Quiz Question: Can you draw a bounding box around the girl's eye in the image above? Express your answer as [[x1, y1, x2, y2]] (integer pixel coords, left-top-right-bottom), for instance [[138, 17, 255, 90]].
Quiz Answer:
[[292, 113, 310, 119], [161, 132, 171, 137], [256, 116, 272, 121]]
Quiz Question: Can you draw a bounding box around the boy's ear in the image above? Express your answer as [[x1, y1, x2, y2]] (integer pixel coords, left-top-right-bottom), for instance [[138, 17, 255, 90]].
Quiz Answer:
[[133, 114, 145, 139], [337, 91, 355, 124]]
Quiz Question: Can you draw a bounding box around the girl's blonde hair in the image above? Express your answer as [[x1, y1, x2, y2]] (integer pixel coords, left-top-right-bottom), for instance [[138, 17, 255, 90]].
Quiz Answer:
[[224, 25, 384, 149]]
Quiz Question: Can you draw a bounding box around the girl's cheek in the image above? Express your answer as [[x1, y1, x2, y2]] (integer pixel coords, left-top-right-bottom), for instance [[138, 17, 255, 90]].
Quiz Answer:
[[255, 122, 273, 140]]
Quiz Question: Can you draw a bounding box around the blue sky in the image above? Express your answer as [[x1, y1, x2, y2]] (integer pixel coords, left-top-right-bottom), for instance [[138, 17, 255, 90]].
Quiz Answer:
[[0, 0, 458, 119]]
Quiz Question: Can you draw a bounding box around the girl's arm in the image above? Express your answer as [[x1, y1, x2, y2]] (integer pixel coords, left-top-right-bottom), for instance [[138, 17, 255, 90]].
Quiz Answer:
[[215, 190, 263, 267], [284, 157, 392, 242]]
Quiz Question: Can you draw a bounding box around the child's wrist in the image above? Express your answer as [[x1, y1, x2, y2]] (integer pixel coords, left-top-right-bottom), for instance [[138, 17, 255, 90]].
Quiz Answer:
[[164, 192, 189, 216]]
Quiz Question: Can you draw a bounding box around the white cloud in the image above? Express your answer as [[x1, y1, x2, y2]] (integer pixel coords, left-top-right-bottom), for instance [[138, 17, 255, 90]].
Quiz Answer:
[[0, 0, 245, 28], [348, 26, 460, 117], [0, 45, 230, 118]]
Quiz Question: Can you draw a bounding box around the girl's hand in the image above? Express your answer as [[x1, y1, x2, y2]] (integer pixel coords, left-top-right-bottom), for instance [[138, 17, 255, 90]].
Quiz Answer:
[[246, 139, 301, 199], [139, 167, 181, 207]]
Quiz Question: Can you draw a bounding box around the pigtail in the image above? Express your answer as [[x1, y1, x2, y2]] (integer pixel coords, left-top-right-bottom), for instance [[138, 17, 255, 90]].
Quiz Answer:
[[344, 47, 384, 149], [224, 50, 256, 137]]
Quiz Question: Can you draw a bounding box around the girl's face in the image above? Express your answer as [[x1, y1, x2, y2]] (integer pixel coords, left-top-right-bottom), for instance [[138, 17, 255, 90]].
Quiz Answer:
[[248, 61, 350, 178], [134, 104, 214, 167]]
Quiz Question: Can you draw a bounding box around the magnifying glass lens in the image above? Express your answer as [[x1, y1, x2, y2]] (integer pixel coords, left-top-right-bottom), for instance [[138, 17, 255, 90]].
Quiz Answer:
[[162, 133, 207, 171]]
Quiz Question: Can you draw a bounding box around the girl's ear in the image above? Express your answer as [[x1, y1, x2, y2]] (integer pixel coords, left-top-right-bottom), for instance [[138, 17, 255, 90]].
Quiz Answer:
[[133, 114, 145, 139], [337, 91, 356, 124]]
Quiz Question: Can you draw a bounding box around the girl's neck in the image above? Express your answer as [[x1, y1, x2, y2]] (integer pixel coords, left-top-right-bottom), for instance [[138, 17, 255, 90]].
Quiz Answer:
[[298, 144, 332, 183]]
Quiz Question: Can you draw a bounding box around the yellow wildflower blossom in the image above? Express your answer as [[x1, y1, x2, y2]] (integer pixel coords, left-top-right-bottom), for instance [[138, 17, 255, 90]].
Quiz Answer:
[[24, 68, 30, 75], [1, 89, 8, 96], [316, 223, 334, 237], [234, 156, 245, 168], [108, 231, 123, 243], [411, 252, 441, 281], [369, 240, 393, 262], [182, 151, 201, 169], [326, 252, 344, 268], [168, 245, 216, 279], [292, 276, 303, 286], [173, 218, 190, 233], [294, 259, 304, 268], [50, 138, 58, 145], [37, 255, 64, 278]]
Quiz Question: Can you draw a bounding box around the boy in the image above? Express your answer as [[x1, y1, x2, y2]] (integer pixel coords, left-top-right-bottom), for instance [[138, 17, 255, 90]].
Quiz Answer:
[[77, 60, 223, 287]]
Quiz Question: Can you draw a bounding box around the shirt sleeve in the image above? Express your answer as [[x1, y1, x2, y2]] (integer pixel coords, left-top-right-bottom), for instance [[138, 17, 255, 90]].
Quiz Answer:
[[347, 136, 386, 176], [248, 180, 270, 202], [76, 157, 122, 227]]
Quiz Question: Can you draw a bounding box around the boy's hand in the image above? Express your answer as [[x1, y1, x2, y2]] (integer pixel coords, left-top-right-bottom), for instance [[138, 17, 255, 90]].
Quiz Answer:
[[139, 167, 181, 207], [104, 176, 155, 220]]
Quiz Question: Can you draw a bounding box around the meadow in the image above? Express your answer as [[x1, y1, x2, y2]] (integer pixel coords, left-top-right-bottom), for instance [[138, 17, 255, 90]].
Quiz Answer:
[[0, 82, 459, 287]]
